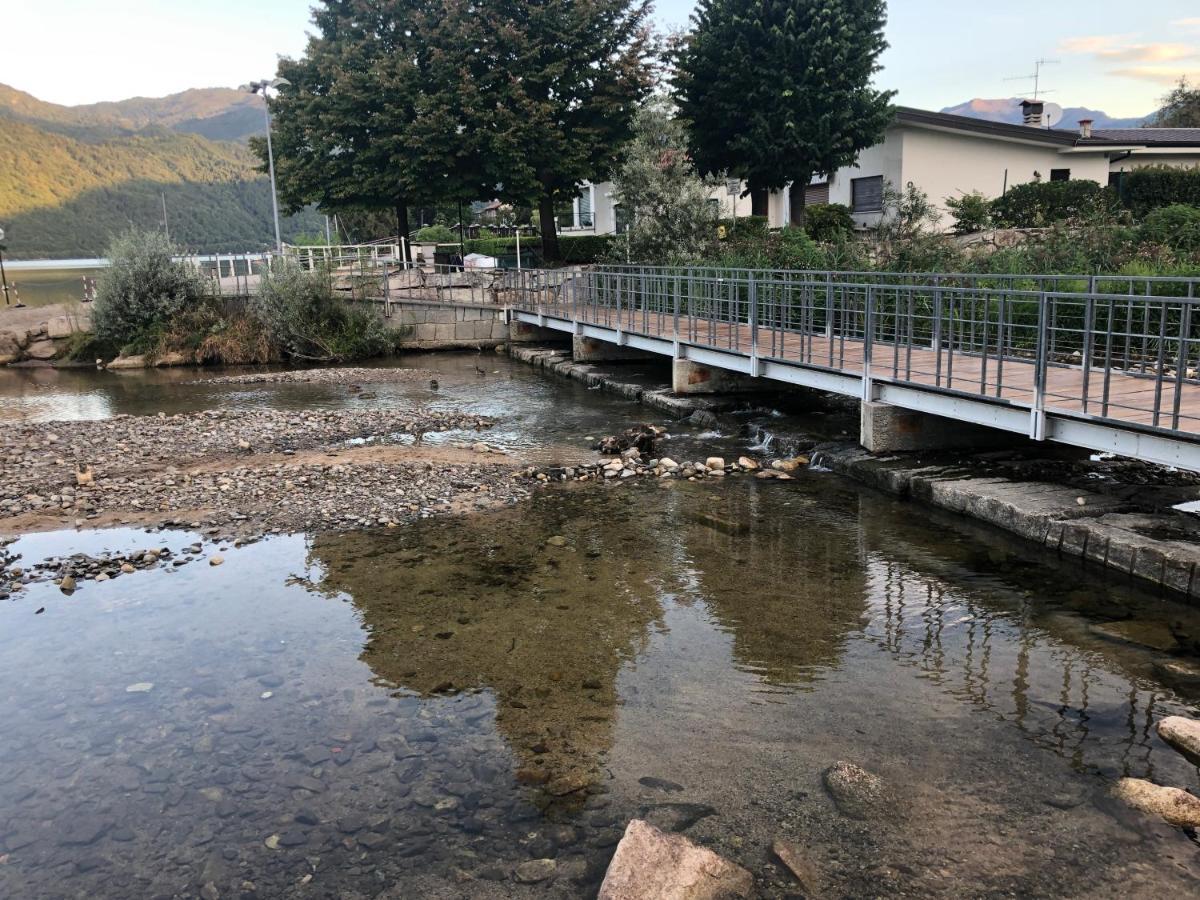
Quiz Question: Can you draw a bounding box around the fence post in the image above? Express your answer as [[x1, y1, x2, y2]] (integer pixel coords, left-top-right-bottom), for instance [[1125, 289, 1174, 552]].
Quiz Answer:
[[1030, 292, 1048, 440], [862, 285, 874, 402], [748, 272, 758, 375]]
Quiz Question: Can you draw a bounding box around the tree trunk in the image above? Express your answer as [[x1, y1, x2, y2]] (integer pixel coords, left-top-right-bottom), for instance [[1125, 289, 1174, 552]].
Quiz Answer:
[[395, 201, 411, 263], [539, 193, 560, 262], [750, 185, 770, 219]]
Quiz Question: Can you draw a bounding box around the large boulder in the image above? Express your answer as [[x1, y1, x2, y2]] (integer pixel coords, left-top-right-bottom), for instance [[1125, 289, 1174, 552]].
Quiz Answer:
[[1112, 778, 1200, 828], [1156, 716, 1200, 764], [598, 819, 753, 900], [0, 330, 20, 364], [24, 339, 59, 360], [107, 354, 148, 369]]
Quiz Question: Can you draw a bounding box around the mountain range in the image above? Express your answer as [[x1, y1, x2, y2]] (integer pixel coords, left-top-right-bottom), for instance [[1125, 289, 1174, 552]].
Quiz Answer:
[[940, 98, 1151, 130], [0, 84, 320, 259]]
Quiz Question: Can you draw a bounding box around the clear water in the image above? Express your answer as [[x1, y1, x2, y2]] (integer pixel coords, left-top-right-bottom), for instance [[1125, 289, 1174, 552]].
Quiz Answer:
[[1, 358, 1199, 898], [0, 265, 104, 308]]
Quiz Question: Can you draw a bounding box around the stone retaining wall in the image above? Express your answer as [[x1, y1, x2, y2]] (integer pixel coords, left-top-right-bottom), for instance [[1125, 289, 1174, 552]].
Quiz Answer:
[[373, 300, 562, 350]]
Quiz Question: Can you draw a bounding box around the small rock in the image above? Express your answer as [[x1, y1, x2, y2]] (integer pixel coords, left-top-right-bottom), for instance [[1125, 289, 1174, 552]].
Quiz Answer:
[[209, 555, 224, 567], [772, 838, 820, 893], [514, 858, 557, 884], [59, 575, 77, 594], [1157, 716, 1200, 764], [598, 819, 752, 899], [125, 682, 154, 693], [704, 457, 725, 471], [659, 458, 678, 470], [264, 834, 281, 850], [736, 456, 759, 470], [545, 535, 567, 547], [1112, 777, 1200, 827], [823, 761, 891, 820]]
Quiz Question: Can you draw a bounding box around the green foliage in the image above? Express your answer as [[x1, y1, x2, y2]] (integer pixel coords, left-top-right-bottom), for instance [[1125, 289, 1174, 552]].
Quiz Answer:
[[674, 0, 893, 204], [0, 115, 320, 258], [557, 235, 616, 264], [991, 180, 1120, 228], [874, 182, 940, 246], [609, 100, 721, 264], [92, 229, 207, 351], [1139, 205, 1200, 252], [1121, 166, 1200, 218], [413, 225, 459, 244], [713, 226, 833, 270], [802, 204, 854, 242], [719, 215, 770, 238], [250, 262, 399, 362], [1150, 78, 1200, 128], [945, 191, 993, 235]]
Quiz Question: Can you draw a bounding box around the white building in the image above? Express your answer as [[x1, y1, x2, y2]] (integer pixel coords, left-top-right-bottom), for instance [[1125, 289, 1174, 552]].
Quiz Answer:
[[565, 102, 1200, 235]]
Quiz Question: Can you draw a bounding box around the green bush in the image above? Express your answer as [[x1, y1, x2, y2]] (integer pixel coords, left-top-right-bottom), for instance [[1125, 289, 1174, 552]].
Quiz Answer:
[[991, 180, 1120, 228], [463, 236, 518, 256], [802, 204, 854, 242], [945, 191, 993, 234], [251, 262, 400, 361], [558, 234, 616, 263], [413, 224, 459, 243], [92, 229, 207, 352], [718, 215, 770, 238], [1122, 166, 1200, 218], [1139, 204, 1200, 252]]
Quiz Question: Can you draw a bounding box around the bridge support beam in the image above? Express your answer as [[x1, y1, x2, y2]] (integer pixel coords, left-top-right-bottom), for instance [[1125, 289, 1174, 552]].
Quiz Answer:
[[860, 401, 1025, 453], [672, 358, 763, 395], [572, 335, 657, 362]]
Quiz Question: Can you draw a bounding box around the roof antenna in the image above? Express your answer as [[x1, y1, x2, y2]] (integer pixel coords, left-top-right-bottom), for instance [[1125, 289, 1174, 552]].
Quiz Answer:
[[1005, 58, 1060, 101]]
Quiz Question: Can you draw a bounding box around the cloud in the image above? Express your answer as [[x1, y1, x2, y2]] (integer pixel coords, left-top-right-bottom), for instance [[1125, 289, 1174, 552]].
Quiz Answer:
[[1110, 66, 1200, 85], [1172, 18, 1200, 31], [1059, 32, 1200, 85]]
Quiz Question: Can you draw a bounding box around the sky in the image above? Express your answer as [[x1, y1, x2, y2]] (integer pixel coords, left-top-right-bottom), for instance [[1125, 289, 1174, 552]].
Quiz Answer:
[[2, 0, 1198, 117]]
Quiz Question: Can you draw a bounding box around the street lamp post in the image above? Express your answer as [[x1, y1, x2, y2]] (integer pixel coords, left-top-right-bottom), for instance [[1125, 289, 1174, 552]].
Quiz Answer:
[[0, 226, 10, 307], [241, 78, 290, 255]]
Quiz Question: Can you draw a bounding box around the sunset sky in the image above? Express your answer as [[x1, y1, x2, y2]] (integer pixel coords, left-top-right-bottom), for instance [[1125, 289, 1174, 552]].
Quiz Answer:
[[3, 0, 1197, 116]]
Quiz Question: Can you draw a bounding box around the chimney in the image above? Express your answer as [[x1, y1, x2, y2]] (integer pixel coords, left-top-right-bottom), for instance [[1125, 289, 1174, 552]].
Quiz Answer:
[[1020, 99, 1045, 128], [1078, 119, 1094, 139]]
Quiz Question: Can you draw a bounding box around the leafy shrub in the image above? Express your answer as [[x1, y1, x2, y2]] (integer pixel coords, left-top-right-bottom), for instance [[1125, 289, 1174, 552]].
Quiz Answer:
[[991, 180, 1120, 228], [1122, 166, 1200, 218], [718, 215, 769, 238], [92, 229, 207, 351], [711, 227, 839, 271], [251, 262, 399, 361], [945, 191, 993, 234], [413, 225, 459, 243], [802, 204, 854, 242], [1139, 204, 1200, 252], [558, 235, 616, 263]]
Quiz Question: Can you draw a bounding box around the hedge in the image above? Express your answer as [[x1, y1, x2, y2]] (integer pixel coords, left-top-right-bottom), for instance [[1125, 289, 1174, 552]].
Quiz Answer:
[[461, 234, 615, 264], [1121, 166, 1200, 218], [991, 180, 1120, 228]]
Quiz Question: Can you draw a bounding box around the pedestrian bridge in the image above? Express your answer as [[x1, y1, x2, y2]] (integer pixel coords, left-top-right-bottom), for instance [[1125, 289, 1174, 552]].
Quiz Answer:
[[506, 266, 1200, 472]]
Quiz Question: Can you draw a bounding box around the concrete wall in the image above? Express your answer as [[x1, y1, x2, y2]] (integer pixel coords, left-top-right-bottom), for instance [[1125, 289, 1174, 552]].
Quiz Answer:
[[377, 300, 562, 350], [827, 131, 906, 229]]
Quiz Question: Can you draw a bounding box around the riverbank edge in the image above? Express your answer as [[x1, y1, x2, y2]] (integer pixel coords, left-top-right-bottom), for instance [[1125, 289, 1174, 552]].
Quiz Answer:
[[507, 344, 1200, 605]]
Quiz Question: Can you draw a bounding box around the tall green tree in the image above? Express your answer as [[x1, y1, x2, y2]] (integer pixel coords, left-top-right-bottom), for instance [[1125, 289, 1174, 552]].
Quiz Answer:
[[610, 99, 721, 263], [1151, 78, 1200, 128], [674, 0, 894, 220], [416, 0, 655, 259], [254, 0, 425, 255]]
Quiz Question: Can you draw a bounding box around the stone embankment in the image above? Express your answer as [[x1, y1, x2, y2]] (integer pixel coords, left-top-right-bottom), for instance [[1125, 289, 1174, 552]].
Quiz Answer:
[[0, 408, 523, 545], [0, 303, 91, 365], [508, 344, 1200, 602]]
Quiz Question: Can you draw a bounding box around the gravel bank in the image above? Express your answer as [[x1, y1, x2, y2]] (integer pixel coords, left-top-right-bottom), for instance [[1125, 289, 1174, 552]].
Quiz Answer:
[[191, 367, 437, 386], [0, 408, 529, 540]]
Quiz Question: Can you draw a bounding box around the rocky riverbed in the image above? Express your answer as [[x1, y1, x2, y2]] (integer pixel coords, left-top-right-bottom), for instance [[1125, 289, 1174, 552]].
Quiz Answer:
[[0, 407, 527, 542], [191, 367, 439, 386]]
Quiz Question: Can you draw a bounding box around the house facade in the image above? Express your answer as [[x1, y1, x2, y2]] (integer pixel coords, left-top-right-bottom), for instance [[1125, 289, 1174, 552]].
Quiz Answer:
[[564, 103, 1200, 236]]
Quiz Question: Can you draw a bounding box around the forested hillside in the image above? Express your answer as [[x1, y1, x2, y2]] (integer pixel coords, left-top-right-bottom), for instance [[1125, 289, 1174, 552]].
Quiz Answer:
[[0, 83, 322, 258]]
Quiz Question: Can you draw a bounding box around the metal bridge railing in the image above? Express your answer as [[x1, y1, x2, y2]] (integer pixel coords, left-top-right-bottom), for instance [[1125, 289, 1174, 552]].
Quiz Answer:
[[513, 265, 1200, 441]]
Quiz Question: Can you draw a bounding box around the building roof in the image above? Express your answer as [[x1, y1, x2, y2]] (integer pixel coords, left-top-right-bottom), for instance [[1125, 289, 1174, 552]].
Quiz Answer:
[[894, 107, 1200, 149], [1092, 128, 1200, 146]]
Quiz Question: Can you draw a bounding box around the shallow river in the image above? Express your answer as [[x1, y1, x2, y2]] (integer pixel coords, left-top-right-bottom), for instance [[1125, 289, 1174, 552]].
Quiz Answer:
[[1, 354, 1199, 898]]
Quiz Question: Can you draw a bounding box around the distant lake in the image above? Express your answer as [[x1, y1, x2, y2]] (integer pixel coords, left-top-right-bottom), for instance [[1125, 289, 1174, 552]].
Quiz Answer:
[[3, 260, 106, 308]]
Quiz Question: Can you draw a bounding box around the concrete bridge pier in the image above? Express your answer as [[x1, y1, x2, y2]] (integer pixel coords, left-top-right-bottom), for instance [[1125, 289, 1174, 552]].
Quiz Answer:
[[860, 401, 1025, 453], [572, 335, 657, 363]]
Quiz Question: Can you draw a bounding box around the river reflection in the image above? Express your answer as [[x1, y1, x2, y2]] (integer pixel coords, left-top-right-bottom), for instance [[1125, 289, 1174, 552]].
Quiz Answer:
[[2, 475, 1200, 897]]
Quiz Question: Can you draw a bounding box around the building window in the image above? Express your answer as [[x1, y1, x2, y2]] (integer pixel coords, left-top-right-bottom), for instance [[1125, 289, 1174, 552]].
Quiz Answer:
[[804, 182, 830, 207], [1050, 169, 1071, 182], [851, 176, 884, 213]]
